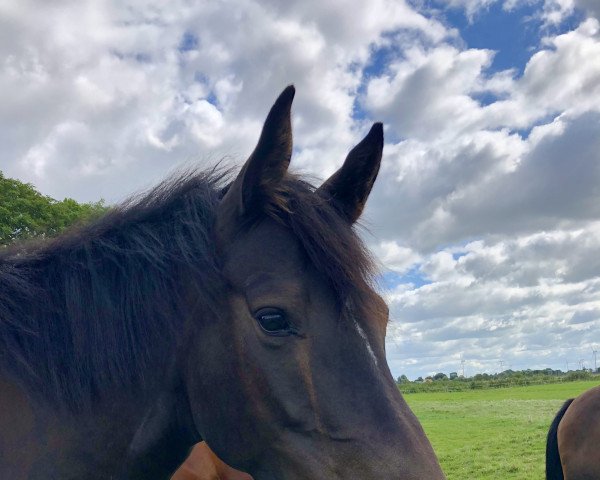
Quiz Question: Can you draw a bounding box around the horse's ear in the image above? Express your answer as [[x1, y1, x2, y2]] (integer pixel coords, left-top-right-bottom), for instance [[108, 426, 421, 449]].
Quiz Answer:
[[317, 123, 383, 224], [217, 86, 295, 240]]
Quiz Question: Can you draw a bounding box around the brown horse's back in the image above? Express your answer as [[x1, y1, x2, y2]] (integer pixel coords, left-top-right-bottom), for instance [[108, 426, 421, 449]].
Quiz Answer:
[[171, 443, 253, 480], [557, 385, 600, 479]]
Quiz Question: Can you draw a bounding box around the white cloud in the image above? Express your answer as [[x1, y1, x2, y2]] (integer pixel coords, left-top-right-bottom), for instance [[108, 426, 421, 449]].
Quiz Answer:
[[365, 17, 600, 139], [0, 0, 449, 201], [442, 0, 503, 21], [439, 0, 600, 24], [577, 0, 600, 20], [3, 0, 600, 380], [363, 18, 600, 253], [373, 241, 422, 273], [359, 12, 600, 377], [365, 127, 527, 249], [540, 0, 600, 24], [485, 18, 600, 127], [385, 227, 600, 377], [365, 44, 503, 141], [404, 112, 600, 249]]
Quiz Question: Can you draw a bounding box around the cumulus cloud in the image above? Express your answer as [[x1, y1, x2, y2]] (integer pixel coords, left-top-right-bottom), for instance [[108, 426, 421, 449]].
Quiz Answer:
[[0, 0, 448, 201], [365, 44, 501, 140], [365, 18, 600, 138], [541, 0, 600, 24], [361, 9, 600, 377], [485, 18, 600, 127], [373, 241, 422, 274], [385, 227, 600, 376], [440, 0, 600, 24], [407, 112, 600, 249], [364, 18, 600, 252], [2, 0, 600, 379]]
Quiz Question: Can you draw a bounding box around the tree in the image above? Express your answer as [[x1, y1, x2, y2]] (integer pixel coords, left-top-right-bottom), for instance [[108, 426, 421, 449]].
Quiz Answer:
[[396, 374, 409, 384], [433, 372, 448, 381], [0, 172, 106, 245], [449, 372, 458, 380]]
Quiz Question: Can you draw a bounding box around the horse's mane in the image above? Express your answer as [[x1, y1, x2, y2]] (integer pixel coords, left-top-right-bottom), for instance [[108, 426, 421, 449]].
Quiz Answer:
[[0, 169, 376, 410], [0, 170, 226, 409], [266, 176, 376, 304]]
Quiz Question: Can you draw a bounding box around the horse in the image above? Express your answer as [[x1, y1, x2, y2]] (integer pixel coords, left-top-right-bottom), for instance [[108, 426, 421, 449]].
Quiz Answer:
[[546, 384, 600, 479], [0, 85, 445, 479], [171, 442, 253, 480]]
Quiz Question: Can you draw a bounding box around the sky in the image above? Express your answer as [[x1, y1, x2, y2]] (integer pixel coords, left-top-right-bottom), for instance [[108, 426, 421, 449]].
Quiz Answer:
[[2, 0, 600, 379]]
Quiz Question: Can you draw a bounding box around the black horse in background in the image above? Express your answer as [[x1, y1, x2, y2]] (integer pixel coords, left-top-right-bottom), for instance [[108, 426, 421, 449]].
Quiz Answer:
[[0, 86, 445, 479]]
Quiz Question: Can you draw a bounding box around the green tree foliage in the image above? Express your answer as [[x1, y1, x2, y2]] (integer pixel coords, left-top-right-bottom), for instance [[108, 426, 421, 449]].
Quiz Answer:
[[0, 172, 107, 245], [397, 368, 596, 394]]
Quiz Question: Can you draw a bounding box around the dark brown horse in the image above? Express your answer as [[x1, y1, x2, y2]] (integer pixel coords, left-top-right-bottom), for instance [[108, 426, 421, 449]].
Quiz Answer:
[[546, 384, 600, 479], [0, 86, 445, 479]]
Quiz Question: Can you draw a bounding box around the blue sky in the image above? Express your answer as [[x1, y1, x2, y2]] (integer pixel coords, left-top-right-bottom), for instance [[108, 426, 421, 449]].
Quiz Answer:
[[448, 2, 559, 72], [1, 0, 600, 379]]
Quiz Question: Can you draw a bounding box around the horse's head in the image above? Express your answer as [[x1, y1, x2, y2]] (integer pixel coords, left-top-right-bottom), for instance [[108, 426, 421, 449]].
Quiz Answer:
[[185, 86, 443, 479]]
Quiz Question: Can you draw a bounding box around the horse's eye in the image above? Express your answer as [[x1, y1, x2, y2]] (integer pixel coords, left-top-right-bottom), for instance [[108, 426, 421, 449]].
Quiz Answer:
[[255, 308, 294, 336]]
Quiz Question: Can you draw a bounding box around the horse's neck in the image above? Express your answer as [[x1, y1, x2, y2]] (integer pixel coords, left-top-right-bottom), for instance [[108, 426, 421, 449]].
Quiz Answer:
[[120, 386, 202, 479], [0, 370, 153, 479]]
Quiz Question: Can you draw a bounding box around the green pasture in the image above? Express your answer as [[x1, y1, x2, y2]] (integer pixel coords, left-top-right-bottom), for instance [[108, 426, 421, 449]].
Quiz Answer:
[[404, 380, 600, 479]]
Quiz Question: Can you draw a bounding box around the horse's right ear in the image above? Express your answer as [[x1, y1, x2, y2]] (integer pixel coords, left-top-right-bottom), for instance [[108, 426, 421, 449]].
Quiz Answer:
[[317, 123, 383, 224], [216, 86, 295, 242]]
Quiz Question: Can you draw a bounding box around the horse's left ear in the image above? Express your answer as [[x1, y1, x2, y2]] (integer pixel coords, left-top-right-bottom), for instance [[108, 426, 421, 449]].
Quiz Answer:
[[317, 123, 383, 224], [217, 86, 295, 241]]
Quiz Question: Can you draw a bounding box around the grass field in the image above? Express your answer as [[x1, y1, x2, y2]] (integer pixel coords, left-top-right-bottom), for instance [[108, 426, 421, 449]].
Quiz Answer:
[[404, 380, 600, 479]]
